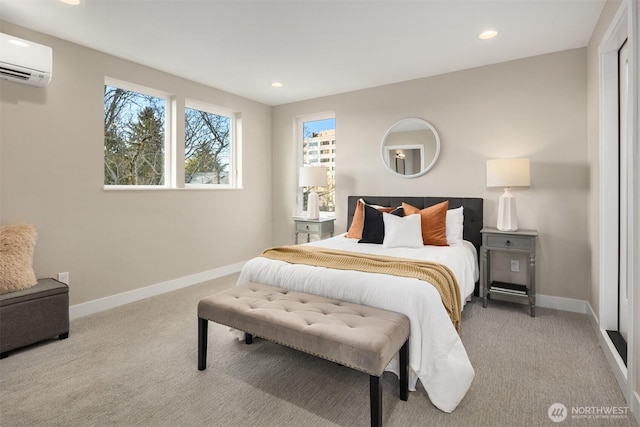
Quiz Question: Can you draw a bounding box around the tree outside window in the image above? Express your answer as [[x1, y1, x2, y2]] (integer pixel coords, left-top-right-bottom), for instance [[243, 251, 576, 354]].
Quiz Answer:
[[104, 80, 240, 189], [104, 85, 166, 186], [184, 106, 232, 185]]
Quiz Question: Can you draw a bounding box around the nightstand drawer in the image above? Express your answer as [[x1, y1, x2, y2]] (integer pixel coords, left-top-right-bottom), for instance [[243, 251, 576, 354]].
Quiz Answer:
[[293, 217, 335, 244], [486, 235, 532, 250], [296, 222, 321, 233]]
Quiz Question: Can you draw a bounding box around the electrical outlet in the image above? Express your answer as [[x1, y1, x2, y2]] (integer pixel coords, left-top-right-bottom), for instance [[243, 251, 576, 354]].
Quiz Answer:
[[57, 272, 69, 285], [510, 260, 520, 272]]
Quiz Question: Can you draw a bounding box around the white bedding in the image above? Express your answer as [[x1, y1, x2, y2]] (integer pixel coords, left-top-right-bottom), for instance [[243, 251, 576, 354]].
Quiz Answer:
[[236, 234, 478, 413]]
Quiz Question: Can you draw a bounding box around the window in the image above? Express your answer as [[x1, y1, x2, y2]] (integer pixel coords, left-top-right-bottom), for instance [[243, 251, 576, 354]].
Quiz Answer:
[[185, 101, 235, 187], [104, 78, 240, 189], [104, 83, 168, 186], [299, 115, 336, 214]]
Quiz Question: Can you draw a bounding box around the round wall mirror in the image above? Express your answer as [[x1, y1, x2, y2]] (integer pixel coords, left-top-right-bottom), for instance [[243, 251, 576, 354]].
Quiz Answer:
[[380, 118, 440, 178]]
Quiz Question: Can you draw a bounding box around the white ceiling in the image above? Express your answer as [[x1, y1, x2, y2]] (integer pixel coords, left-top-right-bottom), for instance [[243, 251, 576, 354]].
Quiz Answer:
[[0, 0, 605, 106]]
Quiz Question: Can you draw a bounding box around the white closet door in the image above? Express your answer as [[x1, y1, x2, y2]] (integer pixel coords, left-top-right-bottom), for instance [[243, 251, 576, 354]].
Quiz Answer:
[[618, 39, 630, 342]]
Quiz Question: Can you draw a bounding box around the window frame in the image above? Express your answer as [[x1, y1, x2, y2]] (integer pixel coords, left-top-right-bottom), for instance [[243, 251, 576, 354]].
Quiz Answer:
[[103, 78, 241, 191], [296, 112, 336, 217], [104, 77, 173, 189], [184, 99, 239, 189]]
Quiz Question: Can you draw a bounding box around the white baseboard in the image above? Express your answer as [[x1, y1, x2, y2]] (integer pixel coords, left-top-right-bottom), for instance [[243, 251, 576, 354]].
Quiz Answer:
[[536, 293, 588, 314], [70, 282, 588, 320], [69, 262, 245, 320], [586, 302, 640, 425], [599, 327, 629, 390], [584, 302, 629, 395], [586, 301, 599, 332]]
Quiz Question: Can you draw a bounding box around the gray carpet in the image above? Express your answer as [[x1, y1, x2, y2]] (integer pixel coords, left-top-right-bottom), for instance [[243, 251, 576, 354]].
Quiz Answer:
[[1, 273, 637, 426]]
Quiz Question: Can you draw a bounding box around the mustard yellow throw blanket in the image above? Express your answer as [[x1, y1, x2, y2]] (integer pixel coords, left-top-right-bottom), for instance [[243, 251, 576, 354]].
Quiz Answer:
[[261, 246, 462, 332]]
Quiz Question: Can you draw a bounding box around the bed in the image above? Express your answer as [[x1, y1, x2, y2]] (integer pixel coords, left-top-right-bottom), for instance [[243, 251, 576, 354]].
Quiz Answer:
[[237, 196, 483, 413]]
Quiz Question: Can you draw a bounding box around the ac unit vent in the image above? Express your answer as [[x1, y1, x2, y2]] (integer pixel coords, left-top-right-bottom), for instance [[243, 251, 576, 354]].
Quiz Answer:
[[0, 66, 31, 81]]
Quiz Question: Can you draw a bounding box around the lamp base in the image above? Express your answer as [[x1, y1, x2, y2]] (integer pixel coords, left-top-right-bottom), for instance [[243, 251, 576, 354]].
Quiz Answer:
[[497, 188, 518, 231], [306, 189, 320, 220]]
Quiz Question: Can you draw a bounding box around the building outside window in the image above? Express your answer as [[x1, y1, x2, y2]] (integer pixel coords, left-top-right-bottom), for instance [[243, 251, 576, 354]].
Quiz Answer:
[[301, 117, 336, 213]]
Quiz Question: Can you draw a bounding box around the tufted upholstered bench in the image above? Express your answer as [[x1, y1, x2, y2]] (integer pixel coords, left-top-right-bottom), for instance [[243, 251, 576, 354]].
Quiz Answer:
[[198, 282, 410, 427]]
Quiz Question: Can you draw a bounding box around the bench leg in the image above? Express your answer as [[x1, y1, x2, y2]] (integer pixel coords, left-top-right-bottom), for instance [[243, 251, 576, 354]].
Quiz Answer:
[[198, 317, 208, 371], [245, 333, 253, 345], [370, 375, 382, 427], [399, 339, 408, 401], [59, 332, 69, 340]]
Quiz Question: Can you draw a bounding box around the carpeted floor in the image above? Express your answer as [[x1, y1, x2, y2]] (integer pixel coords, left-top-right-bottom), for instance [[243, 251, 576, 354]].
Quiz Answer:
[[0, 273, 637, 426]]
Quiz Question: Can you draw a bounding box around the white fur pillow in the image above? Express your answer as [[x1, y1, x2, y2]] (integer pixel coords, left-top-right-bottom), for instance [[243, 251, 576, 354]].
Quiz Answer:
[[0, 223, 38, 294]]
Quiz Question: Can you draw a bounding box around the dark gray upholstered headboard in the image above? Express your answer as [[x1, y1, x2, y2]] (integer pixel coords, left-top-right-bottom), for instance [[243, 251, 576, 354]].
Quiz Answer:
[[347, 196, 484, 255]]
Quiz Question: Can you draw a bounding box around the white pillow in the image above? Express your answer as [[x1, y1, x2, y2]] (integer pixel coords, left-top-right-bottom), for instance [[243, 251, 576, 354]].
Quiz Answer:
[[382, 212, 423, 248], [446, 206, 464, 244]]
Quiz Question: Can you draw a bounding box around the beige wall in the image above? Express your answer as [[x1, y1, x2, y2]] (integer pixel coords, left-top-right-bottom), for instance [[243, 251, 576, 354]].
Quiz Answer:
[[0, 22, 272, 305], [273, 49, 589, 300]]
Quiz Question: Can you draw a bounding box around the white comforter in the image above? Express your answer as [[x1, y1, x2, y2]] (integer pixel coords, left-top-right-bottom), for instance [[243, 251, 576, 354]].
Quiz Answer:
[[236, 234, 478, 413]]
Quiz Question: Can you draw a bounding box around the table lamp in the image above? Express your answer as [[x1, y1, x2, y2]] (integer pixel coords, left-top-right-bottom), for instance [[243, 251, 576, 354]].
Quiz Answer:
[[486, 158, 530, 231], [299, 166, 328, 220]]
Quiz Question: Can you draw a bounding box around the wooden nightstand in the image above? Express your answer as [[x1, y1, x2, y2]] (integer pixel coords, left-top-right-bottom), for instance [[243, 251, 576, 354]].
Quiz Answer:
[[293, 217, 335, 244], [480, 227, 538, 316]]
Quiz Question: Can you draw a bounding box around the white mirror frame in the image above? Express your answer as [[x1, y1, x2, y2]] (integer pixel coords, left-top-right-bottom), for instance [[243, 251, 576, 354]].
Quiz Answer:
[[380, 118, 441, 178]]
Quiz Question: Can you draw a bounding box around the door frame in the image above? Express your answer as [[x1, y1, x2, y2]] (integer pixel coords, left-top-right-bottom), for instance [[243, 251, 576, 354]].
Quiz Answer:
[[598, 0, 638, 415]]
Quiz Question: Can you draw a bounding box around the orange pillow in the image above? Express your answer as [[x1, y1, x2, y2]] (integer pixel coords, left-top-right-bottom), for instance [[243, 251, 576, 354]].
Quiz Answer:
[[346, 199, 396, 239], [402, 201, 449, 246]]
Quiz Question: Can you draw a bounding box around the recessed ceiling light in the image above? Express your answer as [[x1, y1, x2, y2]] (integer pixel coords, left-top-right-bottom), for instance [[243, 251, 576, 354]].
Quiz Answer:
[[59, 0, 81, 5], [271, 82, 283, 88], [479, 30, 498, 40]]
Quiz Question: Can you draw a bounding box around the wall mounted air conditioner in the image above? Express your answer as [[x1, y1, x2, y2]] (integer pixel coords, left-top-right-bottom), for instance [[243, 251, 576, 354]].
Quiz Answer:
[[0, 32, 52, 87]]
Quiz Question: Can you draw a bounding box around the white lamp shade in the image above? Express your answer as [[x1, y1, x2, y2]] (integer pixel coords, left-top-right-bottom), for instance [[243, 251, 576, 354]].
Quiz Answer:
[[486, 158, 530, 188], [299, 167, 328, 187]]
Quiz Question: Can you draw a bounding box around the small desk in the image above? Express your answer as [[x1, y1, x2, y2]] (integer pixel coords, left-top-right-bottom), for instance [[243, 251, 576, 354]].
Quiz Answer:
[[293, 217, 335, 244], [480, 227, 538, 316]]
